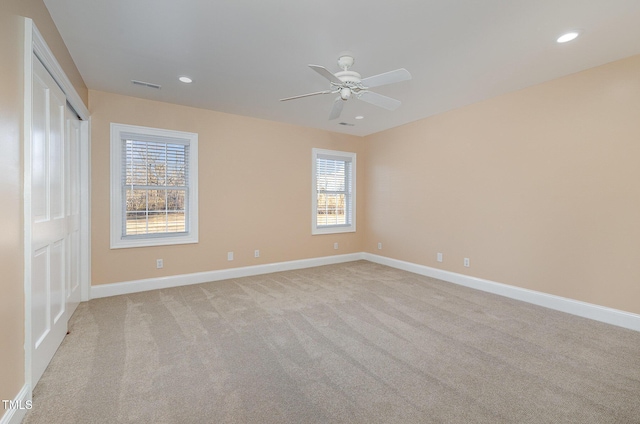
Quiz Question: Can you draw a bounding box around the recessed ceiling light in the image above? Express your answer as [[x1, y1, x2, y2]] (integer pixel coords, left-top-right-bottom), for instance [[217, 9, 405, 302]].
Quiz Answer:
[[557, 31, 579, 43], [178, 76, 193, 83], [355, 115, 364, 120]]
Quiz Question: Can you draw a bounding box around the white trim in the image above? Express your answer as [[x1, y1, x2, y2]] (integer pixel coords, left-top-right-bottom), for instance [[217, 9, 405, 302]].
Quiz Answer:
[[88, 251, 640, 331], [91, 253, 365, 299], [32, 25, 89, 120], [109, 123, 199, 249], [23, 18, 34, 399], [89, 251, 640, 332], [80, 119, 91, 301], [364, 253, 640, 332], [0, 384, 31, 424]]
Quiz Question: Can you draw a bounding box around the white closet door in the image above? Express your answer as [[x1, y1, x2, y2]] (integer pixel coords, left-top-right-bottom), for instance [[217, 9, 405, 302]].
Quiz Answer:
[[30, 55, 69, 386], [65, 106, 82, 318]]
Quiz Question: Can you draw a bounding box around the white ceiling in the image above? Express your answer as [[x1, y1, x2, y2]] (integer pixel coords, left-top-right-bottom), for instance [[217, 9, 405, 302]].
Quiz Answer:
[[44, 0, 640, 137]]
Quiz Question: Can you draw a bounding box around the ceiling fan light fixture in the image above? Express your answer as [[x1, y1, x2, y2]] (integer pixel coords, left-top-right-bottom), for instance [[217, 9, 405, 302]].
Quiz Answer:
[[340, 87, 352, 100], [557, 31, 580, 43]]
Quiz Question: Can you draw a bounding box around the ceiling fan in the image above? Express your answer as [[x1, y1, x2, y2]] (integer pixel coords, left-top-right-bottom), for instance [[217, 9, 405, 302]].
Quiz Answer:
[[280, 53, 411, 120]]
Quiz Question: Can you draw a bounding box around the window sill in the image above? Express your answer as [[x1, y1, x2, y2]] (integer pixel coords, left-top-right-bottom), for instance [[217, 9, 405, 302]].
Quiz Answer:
[[110, 233, 198, 249], [312, 225, 356, 235]]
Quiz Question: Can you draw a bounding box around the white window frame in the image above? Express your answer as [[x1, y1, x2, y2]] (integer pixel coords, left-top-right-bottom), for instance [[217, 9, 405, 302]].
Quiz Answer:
[[110, 123, 198, 249], [312, 148, 356, 235]]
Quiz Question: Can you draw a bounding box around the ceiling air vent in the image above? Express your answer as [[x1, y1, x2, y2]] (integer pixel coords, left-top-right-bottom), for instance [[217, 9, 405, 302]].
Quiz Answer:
[[338, 122, 355, 126], [131, 80, 161, 89]]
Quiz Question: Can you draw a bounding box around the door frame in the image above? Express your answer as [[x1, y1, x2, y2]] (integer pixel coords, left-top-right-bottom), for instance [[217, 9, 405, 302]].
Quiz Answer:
[[23, 18, 91, 393]]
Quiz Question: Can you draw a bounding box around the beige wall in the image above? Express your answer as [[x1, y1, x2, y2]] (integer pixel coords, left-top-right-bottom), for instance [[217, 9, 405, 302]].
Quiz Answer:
[[365, 54, 640, 315], [90, 90, 366, 285], [0, 0, 87, 416], [0, 9, 27, 414]]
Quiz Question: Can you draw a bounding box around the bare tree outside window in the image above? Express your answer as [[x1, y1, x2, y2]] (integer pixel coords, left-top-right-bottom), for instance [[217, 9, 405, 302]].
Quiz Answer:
[[124, 140, 188, 236]]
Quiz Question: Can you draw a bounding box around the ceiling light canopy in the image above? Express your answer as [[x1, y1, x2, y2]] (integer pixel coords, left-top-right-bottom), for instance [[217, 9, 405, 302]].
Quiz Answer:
[[557, 31, 580, 43], [178, 76, 193, 83]]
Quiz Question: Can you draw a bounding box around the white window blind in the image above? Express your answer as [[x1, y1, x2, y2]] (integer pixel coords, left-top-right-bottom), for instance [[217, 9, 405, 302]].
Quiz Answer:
[[312, 148, 356, 234], [122, 139, 189, 237]]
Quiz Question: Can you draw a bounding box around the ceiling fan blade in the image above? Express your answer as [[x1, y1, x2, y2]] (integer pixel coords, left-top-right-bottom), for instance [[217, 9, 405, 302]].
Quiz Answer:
[[357, 91, 402, 110], [329, 97, 344, 120], [360, 68, 411, 88], [280, 90, 333, 101], [309, 65, 343, 85]]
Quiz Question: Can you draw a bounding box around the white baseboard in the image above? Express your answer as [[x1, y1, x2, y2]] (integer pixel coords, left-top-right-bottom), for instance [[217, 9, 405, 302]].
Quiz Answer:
[[91, 253, 365, 299], [90, 251, 640, 332], [364, 253, 640, 332], [0, 385, 30, 424]]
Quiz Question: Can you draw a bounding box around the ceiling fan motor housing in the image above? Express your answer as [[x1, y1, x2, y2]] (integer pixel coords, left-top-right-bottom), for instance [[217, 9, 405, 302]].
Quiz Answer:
[[335, 70, 361, 83], [334, 70, 364, 98], [336, 54, 363, 96]]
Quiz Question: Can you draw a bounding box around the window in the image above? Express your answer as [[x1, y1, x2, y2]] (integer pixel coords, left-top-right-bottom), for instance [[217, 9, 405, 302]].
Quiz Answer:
[[312, 148, 356, 235], [110, 123, 198, 248]]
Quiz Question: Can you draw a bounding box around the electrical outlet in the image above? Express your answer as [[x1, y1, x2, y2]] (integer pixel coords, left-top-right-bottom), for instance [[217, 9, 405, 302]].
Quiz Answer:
[[333, 242, 339, 250], [254, 249, 260, 258], [377, 242, 382, 250], [464, 258, 470, 267], [156, 259, 163, 269], [227, 251, 234, 261], [437, 252, 443, 262]]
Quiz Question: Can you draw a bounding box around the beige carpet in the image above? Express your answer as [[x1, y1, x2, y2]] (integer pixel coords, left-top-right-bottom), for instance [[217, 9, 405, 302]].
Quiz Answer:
[[23, 261, 640, 423]]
